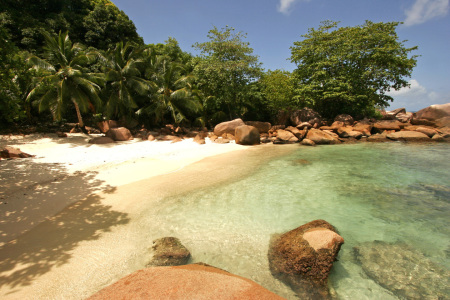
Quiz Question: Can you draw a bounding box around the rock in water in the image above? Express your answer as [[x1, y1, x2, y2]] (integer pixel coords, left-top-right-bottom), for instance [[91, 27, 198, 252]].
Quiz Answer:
[[268, 220, 344, 299], [354, 241, 450, 299], [88, 264, 285, 300], [147, 237, 191, 267]]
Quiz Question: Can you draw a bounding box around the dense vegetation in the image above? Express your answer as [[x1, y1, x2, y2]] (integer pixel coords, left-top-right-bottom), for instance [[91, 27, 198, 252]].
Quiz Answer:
[[0, 1, 418, 130]]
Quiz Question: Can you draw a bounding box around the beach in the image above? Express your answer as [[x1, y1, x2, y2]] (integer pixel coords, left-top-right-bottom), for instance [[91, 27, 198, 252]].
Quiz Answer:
[[0, 133, 251, 246]]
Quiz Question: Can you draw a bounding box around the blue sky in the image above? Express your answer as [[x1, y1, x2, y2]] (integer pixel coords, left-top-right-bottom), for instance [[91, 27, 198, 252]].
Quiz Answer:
[[111, 0, 449, 111]]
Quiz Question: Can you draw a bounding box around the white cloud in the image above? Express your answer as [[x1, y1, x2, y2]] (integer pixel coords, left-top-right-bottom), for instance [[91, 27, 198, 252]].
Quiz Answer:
[[278, 0, 297, 14], [388, 79, 426, 96], [387, 79, 449, 111], [404, 0, 449, 26]]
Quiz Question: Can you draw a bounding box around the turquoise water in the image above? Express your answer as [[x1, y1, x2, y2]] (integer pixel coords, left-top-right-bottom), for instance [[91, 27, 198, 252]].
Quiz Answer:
[[143, 143, 450, 299]]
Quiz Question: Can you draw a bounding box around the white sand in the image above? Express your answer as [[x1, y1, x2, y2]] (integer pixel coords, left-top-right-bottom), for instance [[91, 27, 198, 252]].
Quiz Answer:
[[0, 133, 247, 246]]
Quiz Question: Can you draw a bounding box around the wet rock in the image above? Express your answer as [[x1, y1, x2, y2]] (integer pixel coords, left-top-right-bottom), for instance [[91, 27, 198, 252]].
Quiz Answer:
[[235, 125, 260, 145], [415, 103, 450, 121], [354, 241, 450, 300], [88, 137, 115, 144], [268, 220, 344, 299], [88, 263, 284, 300], [301, 138, 315, 146], [367, 132, 389, 142], [213, 118, 245, 136], [386, 131, 430, 141], [147, 237, 191, 267], [105, 127, 133, 141], [245, 121, 272, 133], [306, 129, 339, 145]]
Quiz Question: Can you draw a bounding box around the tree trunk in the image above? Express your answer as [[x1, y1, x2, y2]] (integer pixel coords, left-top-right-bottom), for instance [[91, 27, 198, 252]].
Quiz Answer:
[[73, 101, 84, 128]]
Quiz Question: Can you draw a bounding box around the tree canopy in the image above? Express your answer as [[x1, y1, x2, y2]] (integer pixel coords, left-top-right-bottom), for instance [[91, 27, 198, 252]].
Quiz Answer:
[[193, 26, 263, 121], [0, 0, 143, 52], [290, 21, 418, 118]]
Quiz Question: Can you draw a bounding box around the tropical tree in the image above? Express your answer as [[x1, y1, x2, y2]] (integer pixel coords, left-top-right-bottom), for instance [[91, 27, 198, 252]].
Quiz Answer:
[[259, 69, 295, 115], [102, 41, 151, 120], [290, 21, 418, 118], [193, 26, 262, 121], [26, 31, 103, 127], [138, 55, 201, 125]]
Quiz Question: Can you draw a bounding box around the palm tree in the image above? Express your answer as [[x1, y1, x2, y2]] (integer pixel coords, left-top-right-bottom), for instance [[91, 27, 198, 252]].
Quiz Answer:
[[103, 42, 152, 120], [138, 55, 201, 125], [26, 31, 103, 128]]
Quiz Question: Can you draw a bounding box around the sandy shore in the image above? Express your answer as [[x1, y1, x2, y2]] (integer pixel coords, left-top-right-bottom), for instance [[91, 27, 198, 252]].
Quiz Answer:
[[0, 133, 247, 246]]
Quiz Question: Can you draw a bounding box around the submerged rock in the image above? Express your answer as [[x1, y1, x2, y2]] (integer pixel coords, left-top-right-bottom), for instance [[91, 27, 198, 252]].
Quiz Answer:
[[354, 241, 450, 299], [268, 220, 344, 299], [88, 263, 285, 300], [147, 237, 191, 267]]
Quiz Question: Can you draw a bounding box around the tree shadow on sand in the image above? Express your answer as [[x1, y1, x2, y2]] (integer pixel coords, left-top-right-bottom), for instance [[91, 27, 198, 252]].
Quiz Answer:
[[0, 159, 130, 289]]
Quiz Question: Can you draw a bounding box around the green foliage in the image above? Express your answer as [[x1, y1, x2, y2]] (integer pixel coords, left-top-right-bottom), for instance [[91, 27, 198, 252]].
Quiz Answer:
[[193, 26, 263, 121], [259, 69, 295, 115], [0, 27, 32, 126], [102, 41, 151, 120], [0, 0, 142, 53], [138, 55, 201, 126], [26, 31, 104, 127], [290, 20, 418, 118]]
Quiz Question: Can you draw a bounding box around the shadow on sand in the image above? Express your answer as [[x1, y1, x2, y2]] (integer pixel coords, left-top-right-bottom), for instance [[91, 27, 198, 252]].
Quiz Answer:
[[0, 158, 130, 289]]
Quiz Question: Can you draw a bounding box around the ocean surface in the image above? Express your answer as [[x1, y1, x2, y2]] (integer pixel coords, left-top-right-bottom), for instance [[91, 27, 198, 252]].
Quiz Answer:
[[141, 142, 450, 299]]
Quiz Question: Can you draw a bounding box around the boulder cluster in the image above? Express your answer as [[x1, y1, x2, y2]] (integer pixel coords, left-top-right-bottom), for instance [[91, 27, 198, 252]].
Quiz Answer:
[[86, 103, 450, 145], [211, 103, 450, 146]]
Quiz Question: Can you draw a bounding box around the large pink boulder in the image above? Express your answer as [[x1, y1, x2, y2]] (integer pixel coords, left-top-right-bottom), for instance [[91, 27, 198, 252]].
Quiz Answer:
[[415, 103, 450, 121], [214, 118, 245, 136], [235, 125, 260, 145], [306, 129, 339, 144], [268, 220, 344, 299], [88, 264, 284, 300]]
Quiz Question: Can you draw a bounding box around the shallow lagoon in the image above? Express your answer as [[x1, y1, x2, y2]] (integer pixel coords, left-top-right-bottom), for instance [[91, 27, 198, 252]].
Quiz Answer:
[[142, 142, 450, 299]]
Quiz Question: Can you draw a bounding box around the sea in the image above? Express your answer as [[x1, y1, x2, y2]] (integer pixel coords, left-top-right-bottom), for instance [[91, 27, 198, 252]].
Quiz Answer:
[[140, 142, 450, 299]]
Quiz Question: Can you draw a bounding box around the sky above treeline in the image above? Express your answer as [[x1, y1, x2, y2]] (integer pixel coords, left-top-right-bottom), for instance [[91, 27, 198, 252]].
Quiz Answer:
[[111, 0, 449, 111]]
